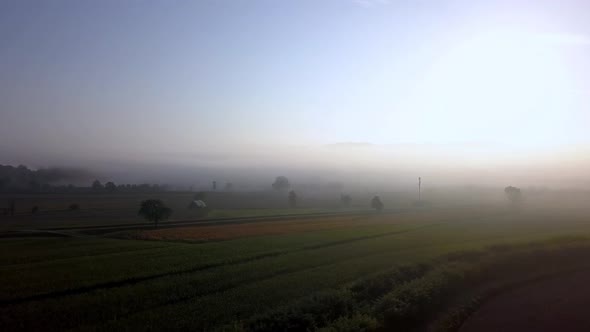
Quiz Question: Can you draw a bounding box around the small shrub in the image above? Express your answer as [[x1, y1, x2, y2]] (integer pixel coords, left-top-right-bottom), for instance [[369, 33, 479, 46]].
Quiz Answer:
[[350, 264, 431, 303], [31, 206, 39, 214], [246, 290, 355, 332], [69, 203, 80, 211], [376, 263, 468, 329]]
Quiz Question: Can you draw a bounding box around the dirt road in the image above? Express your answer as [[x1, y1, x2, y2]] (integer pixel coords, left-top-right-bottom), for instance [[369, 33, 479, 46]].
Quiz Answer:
[[461, 269, 590, 332]]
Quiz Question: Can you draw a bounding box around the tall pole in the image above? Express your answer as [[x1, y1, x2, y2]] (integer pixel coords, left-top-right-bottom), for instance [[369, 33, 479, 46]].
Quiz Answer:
[[418, 177, 421, 202]]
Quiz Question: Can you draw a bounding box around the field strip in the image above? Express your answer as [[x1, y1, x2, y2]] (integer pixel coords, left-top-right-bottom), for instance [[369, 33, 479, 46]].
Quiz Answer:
[[104, 231, 581, 328], [0, 230, 76, 238], [1, 210, 508, 306], [51, 211, 380, 230], [0, 213, 540, 331], [78, 228, 533, 329], [300, 223, 442, 250], [3, 225, 465, 330], [0, 223, 442, 306], [40, 209, 407, 234], [0, 244, 176, 268], [0, 251, 286, 307]]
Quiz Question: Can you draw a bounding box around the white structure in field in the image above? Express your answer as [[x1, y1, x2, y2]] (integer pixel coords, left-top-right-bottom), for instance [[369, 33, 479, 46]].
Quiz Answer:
[[190, 200, 207, 208]]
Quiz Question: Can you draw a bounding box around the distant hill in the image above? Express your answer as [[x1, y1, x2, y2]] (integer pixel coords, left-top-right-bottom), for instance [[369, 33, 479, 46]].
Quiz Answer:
[[0, 164, 89, 192]]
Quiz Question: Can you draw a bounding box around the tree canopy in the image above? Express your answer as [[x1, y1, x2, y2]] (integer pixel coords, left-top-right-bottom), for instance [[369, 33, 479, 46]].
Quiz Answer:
[[371, 196, 384, 211], [138, 199, 172, 228], [105, 181, 116, 192], [272, 176, 291, 191], [504, 186, 522, 204], [92, 180, 104, 191], [0, 164, 88, 192]]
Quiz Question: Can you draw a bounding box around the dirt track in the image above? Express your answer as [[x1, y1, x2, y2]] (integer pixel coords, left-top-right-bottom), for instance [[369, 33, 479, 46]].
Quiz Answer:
[[461, 269, 590, 332]]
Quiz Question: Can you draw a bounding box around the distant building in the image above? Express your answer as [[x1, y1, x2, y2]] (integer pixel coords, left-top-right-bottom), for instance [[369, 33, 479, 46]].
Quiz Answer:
[[189, 200, 207, 209]]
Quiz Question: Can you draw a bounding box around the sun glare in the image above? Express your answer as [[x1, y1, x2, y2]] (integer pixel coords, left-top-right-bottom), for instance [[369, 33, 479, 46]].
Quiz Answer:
[[413, 29, 576, 148]]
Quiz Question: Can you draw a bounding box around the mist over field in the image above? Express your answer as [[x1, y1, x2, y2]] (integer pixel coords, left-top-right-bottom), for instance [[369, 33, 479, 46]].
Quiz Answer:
[[3, 2, 590, 331], [3, 142, 590, 190], [2, 0, 590, 191]]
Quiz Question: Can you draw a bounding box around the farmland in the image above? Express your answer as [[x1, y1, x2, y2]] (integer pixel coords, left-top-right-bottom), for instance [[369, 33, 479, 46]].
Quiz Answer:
[[4, 1, 590, 331], [0, 191, 353, 230], [2, 198, 590, 331]]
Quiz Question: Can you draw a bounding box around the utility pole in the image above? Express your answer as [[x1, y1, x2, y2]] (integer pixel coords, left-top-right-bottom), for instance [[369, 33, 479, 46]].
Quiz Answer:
[[418, 177, 421, 202]]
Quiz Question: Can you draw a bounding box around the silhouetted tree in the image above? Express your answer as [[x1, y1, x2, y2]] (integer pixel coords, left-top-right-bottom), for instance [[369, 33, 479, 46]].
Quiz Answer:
[[212, 181, 217, 191], [138, 199, 172, 228], [371, 196, 384, 212], [504, 186, 522, 204], [340, 194, 352, 207], [69, 203, 80, 211], [105, 181, 116, 192], [31, 206, 39, 214], [91, 180, 104, 191], [288, 190, 297, 208], [272, 176, 291, 191]]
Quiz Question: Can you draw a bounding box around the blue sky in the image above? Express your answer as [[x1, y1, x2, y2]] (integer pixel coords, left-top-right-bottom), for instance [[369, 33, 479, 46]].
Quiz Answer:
[[1, 0, 590, 175]]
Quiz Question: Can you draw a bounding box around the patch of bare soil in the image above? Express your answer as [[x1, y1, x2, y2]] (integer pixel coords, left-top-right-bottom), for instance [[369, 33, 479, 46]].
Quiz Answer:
[[460, 269, 590, 332]]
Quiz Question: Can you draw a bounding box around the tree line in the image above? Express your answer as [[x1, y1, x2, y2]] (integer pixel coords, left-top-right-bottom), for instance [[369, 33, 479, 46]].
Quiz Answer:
[[138, 176, 387, 228], [0, 164, 169, 194], [0, 164, 86, 193], [90, 180, 165, 193]]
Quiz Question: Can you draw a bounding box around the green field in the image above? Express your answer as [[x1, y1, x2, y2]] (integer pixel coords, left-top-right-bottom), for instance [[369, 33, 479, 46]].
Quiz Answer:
[[0, 191, 372, 230], [2, 202, 590, 331]]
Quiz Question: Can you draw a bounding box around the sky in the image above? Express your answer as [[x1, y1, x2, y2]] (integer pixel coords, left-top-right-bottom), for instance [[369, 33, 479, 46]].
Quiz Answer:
[[1, 0, 590, 187]]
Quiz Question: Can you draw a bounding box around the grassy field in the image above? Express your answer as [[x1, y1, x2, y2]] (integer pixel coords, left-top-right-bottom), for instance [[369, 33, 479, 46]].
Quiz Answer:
[[0, 191, 371, 230], [2, 202, 590, 331]]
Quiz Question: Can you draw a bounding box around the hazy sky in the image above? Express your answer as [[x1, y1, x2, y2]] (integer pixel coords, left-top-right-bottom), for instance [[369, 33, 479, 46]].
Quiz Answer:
[[1, 0, 590, 186]]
